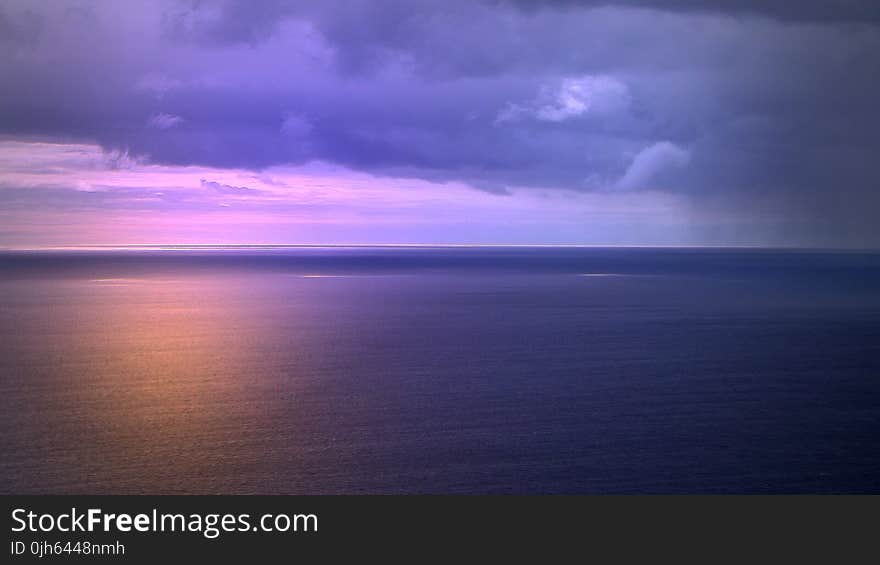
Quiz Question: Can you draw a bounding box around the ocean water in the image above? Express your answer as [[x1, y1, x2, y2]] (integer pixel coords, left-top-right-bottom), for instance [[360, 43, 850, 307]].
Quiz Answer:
[[1, 246, 879, 494]]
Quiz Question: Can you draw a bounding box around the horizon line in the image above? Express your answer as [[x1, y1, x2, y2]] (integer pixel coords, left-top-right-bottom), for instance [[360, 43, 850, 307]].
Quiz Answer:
[[1, 243, 877, 252]]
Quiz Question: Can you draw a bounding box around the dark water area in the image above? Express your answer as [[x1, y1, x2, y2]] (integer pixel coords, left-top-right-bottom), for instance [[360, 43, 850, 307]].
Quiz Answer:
[[1, 247, 879, 493]]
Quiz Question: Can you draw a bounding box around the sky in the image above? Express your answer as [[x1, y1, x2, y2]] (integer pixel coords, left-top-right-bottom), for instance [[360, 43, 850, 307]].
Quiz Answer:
[[1, 0, 879, 247]]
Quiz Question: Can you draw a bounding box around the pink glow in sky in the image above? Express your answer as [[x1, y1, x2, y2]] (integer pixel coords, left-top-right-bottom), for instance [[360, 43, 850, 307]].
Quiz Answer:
[[0, 140, 696, 247]]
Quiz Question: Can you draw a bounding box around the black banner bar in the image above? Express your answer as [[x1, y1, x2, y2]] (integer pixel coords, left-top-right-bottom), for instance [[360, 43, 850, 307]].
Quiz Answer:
[[2, 496, 876, 562]]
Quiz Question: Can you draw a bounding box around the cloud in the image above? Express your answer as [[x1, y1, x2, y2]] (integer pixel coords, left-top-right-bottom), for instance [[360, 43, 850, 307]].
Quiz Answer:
[[615, 142, 690, 190], [0, 5, 43, 46], [498, 75, 630, 123], [103, 149, 144, 170], [200, 179, 263, 195], [499, 1, 880, 24], [280, 112, 313, 137], [136, 73, 183, 100], [147, 113, 184, 129], [0, 0, 879, 245]]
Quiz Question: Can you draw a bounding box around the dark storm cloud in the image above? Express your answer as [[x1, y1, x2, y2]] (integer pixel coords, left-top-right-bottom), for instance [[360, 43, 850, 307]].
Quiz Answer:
[[500, 1, 880, 23], [1, 0, 879, 245], [0, 5, 42, 44], [156, 1, 880, 53]]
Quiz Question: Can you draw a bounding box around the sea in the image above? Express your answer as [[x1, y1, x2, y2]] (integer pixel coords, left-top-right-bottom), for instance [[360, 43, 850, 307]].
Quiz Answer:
[[1, 246, 879, 493]]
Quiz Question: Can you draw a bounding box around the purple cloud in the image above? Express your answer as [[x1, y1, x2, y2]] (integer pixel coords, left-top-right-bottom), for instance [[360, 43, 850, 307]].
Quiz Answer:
[[147, 112, 185, 130], [200, 178, 263, 195], [0, 0, 879, 245]]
